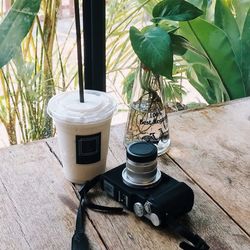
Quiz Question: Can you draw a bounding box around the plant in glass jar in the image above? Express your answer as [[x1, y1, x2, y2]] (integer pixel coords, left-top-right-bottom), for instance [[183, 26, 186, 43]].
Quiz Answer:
[[124, 0, 203, 155]]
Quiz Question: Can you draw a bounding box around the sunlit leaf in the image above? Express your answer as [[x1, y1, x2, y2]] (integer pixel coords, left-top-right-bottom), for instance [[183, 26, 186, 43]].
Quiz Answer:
[[180, 18, 245, 99], [0, 0, 41, 68], [232, 0, 250, 32], [215, 0, 241, 65]]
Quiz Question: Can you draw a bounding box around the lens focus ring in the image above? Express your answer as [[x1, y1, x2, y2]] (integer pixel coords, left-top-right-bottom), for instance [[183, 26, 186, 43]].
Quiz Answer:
[[123, 142, 161, 188]]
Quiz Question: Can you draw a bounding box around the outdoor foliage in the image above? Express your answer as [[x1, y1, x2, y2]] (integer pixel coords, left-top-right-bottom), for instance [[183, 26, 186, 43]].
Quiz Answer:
[[134, 0, 250, 104], [123, 0, 203, 105], [106, 0, 151, 96], [179, 0, 250, 103], [1, 0, 250, 147], [0, 0, 76, 145], [0, 0, 41, 68], [129, 0, 202, 79], [0, 0, 147, 146]]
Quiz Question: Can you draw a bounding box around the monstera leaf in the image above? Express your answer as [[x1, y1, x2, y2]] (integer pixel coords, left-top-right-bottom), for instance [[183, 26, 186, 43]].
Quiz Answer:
[[0, 0, 41, 68]]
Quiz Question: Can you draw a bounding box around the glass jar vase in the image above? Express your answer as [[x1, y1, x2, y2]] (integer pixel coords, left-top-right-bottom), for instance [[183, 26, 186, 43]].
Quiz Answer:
[[124, 63, 170, 155]]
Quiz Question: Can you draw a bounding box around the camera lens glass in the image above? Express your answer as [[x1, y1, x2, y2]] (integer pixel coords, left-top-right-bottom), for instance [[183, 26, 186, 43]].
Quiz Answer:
[[122, 142, 161, 188]]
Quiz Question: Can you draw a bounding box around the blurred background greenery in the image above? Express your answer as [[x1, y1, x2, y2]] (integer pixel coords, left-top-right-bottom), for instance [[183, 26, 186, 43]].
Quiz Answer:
[[0, 0, 250, 147]]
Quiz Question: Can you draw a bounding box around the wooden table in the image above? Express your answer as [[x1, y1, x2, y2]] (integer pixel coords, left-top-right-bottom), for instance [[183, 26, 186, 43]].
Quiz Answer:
[[0, 98, 249, 250]]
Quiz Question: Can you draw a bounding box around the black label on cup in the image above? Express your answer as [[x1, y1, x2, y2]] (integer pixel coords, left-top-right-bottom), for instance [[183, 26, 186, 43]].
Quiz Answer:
[[76, 133, 101, 164]]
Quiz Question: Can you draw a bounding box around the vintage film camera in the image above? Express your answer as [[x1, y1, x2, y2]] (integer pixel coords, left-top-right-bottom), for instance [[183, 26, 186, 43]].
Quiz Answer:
[[100, 141, 194, 227], [72, 141, 209, 250]]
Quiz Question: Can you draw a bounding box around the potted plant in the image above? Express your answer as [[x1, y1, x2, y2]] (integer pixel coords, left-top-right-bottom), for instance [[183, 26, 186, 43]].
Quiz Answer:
[[124, 0, 203, 155]]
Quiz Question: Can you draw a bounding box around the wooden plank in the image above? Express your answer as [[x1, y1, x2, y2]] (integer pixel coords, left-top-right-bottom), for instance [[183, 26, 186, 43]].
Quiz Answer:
[[168, 98, 250, 234], [0, 180, 31, 249], [0, 141, 105, 250], [48, 124, 250, 249], [88, 126, 250, 250]]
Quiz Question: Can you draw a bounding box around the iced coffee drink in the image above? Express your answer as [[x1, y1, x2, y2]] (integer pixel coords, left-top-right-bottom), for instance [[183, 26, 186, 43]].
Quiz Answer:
[[47, 90, 116, 184]]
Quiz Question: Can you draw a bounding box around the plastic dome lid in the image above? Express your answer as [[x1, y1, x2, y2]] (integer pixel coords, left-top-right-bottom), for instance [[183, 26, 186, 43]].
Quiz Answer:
[[47, 90, 116, 124]]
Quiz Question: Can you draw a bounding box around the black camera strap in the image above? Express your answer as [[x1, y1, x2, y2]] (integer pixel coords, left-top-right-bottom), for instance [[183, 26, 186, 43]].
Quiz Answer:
[[71, 176, 124, 250], [166, 216, 209, 250], [71, 176, 209, 250]]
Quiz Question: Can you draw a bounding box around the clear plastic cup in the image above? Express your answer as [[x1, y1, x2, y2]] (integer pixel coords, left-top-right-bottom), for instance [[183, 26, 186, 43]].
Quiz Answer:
[[47, 90, 116, 184]]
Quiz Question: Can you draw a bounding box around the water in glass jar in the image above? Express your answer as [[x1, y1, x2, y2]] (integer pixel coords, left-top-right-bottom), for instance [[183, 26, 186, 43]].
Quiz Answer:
[[124, 100, 170, 155]]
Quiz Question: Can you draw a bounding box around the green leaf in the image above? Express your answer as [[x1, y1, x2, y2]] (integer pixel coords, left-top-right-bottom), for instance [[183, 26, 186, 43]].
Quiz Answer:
[[232, 0, 250, 33], [163, 82, 186, 102], [187, 0, 214, 21], [185, 0, 210, 10], [152, 0, 203, 22], [0, 0, 41, 68], [129, 26, 173, 79], [169, 34, 188, 56], [215, 0, 241, 66], [170, 32, 208, 59], [122, 71, 136, 103], [241, 7, 250, 96], [137, 0, 159, 15], [181, 18, 246, 99], [157, 21, 178, 33], [188, 63, 225, 104], [179, 22, 210, 66]]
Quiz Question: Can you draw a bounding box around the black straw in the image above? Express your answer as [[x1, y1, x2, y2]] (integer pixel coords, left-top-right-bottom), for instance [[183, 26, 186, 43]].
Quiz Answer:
[[74, 0, 84, 103]]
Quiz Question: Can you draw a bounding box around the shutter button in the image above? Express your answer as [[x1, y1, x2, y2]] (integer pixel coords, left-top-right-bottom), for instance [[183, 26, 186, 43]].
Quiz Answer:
[[144, 201, 152, 214], [133, 202, 144, 217]]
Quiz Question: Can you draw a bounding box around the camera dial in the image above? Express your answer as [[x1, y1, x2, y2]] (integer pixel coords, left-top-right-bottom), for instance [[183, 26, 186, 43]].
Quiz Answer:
[[133, 202, 144, 217], [122, 142, 161, 187], [144, 201, 152, 214]]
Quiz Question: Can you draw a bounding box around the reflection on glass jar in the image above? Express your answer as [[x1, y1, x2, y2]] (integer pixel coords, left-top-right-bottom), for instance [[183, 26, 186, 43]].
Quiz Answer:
[[124, 63, 170, 155]]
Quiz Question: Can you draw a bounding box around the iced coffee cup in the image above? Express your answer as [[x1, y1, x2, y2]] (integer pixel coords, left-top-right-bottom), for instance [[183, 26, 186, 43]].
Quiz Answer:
[[47, 90, 116, 184]]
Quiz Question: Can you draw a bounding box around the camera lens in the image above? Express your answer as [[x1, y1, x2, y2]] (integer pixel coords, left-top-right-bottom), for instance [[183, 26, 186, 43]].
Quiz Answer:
[[122, 142, 161, 187], [126, 141, 157, 163]]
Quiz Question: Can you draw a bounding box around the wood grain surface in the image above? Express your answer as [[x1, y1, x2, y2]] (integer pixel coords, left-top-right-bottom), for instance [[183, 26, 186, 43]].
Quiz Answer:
[[168, 97, 250, 234], [0, 98, 250, 250], [0, 141, 105, 250], [98, 124, 250, 250]]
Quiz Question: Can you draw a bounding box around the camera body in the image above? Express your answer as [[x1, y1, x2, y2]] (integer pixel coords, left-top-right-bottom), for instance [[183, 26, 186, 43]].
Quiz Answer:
[[100, 163, 194, 227]]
